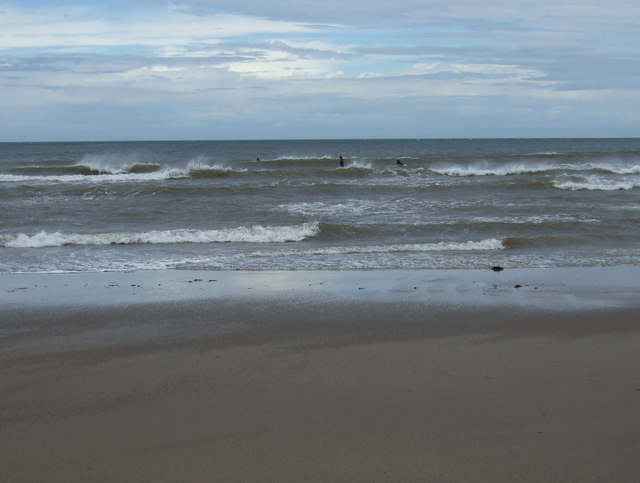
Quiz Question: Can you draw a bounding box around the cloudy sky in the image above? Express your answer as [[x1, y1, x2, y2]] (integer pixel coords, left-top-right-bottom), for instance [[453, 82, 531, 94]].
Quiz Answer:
[[1, 0, 639, 141]]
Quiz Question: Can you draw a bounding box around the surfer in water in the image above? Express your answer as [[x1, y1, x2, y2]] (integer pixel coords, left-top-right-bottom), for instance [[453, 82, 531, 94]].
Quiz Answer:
[[396, 159, 404, 166], [339, 156, 344, 167]]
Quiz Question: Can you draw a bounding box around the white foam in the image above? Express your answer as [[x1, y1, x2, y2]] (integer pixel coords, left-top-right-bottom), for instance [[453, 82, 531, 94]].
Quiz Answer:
[[430, 162, 557, 177], [0, 170, 186, 184], [431, 160, 640, 178], [552, 175, 640, 191], [0, 161, 249, 185], [275, 200, 372, 216], [1, 222, 321, 248], [243, 238, 504, 258]]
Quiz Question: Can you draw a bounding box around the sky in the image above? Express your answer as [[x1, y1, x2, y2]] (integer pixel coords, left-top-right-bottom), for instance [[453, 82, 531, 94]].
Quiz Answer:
[[1, 0, 639, 141]]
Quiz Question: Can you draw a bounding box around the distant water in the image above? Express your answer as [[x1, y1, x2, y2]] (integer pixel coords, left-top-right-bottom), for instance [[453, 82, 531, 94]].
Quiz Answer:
[[1, 138, 640, 273]]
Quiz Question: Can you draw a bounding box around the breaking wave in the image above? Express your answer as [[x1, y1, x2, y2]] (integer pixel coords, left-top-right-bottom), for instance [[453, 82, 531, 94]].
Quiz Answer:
[[429, 160, 640, 177], [552, 175, 640, 191], [1, 222, 321, 248], [0, 165, 252, 184], [429, 162, 558, 177]]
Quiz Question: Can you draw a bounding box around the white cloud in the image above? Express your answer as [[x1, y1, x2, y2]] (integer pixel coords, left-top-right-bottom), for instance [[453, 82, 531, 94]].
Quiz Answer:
[[0, 4, 326, 50], [1, 1, 639, 140]]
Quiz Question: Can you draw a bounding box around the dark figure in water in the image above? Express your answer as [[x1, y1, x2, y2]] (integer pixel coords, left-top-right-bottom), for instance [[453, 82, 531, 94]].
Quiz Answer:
[[339, 156, 344, 167], [396, 159, 404, 166]]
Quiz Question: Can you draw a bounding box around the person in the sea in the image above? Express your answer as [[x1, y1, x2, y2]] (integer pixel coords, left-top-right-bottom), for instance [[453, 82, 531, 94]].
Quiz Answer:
[[339, 156, 344, 167], [396, 159, 404, 166]]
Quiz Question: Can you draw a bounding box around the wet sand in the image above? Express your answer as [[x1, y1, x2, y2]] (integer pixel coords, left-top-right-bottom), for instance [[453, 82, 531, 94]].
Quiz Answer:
[[2, 268, 640, 482]]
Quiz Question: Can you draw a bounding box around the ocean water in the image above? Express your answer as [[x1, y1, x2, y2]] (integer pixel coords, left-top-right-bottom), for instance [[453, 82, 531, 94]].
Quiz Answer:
[[1, 138, 640, 273]]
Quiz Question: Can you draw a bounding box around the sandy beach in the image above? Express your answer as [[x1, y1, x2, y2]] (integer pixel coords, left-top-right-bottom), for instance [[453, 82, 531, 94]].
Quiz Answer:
[[2, 267, 640, 482]]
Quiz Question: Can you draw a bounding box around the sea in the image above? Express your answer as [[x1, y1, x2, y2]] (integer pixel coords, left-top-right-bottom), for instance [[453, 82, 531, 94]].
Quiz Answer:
[[1, 138, 640, 273]]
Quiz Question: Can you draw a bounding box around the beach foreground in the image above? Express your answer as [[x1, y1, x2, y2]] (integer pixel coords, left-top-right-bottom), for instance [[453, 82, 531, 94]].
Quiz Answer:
[[2, 268, 640, 482]]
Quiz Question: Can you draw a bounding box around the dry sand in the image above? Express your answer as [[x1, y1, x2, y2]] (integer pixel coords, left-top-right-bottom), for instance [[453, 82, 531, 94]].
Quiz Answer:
[[1, 268, 640, 482]]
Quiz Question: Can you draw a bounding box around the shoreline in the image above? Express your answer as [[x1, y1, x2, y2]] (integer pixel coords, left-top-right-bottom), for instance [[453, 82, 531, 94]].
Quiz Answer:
[[2, 267, 640, 481], [4, 265, 640, 309]]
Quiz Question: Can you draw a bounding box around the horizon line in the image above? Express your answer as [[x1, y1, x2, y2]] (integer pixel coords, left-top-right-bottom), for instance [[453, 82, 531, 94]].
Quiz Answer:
[[2, 136, 639, 144]]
